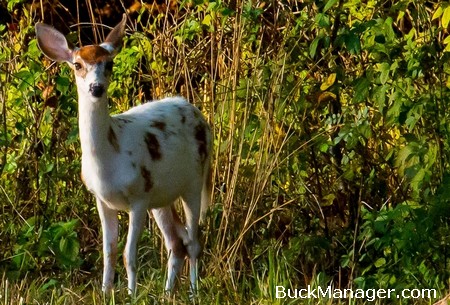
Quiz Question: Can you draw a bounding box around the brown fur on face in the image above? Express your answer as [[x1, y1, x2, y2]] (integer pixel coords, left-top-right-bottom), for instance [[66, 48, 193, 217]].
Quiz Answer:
[[76, 45, 111, 64]]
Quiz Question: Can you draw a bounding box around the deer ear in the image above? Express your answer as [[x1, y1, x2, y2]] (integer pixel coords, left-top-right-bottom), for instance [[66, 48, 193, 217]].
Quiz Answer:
[[35, 23, 73, 63], [101, 14, 127, 54]]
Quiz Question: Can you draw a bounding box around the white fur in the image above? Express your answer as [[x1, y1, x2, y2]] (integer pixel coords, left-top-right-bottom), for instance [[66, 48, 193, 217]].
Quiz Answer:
[[35, 15, 211, 295]]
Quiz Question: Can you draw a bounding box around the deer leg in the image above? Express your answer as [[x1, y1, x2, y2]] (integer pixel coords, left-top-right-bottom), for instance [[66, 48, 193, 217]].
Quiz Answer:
[[181, 192, 202, 295], [96, 197, 119, 293], [151, 206, 187, 292], [124, 203, 147, 294]]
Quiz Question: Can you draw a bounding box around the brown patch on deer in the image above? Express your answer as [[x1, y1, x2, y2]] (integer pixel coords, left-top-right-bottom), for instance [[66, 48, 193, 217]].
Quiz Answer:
[[77, 45, 111, 64], [108, 126, 120, 152], [171, 236, 187, 257], [117, 117, 133, 124], [140, 166, 153, 192], [170, 206, 188, 257], [144, 132, 161, 160], [151, 121, 166, 131], [177, 106, 187, 124], [195, 123, 208, 163], [110, 242, 118, 259]]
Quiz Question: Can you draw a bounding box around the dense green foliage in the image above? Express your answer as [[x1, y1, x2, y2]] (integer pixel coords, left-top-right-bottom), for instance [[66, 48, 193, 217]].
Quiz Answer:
[[1, 0, 449, 304]]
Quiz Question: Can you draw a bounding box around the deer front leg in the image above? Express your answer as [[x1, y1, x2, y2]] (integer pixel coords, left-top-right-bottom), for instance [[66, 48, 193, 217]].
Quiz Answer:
[[96, 198, 119, 293], [123, 203, 147, 294]]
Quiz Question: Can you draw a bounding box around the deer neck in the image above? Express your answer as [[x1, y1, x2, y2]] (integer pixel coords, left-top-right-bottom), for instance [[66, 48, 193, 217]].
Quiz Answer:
[[77, 92, 114, 160]]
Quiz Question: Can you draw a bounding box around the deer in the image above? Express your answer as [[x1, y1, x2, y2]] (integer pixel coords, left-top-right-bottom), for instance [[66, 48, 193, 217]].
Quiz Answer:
[[35, 14, 212, 296]]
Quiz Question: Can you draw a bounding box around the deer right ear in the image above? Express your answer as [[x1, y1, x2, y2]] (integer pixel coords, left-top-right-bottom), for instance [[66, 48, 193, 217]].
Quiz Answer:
[[100, 14, 127, 55], [35, 23, 73, 63]]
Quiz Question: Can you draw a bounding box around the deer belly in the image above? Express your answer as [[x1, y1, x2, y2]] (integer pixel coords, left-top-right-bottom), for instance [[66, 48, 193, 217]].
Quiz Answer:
[[99, 188, 131, 211]]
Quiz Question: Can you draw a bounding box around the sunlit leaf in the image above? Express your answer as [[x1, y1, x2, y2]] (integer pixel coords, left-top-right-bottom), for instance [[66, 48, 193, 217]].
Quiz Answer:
[[432, 5, 443, 21], [320, 73, 336, 91], [442, 6, 450, 28]]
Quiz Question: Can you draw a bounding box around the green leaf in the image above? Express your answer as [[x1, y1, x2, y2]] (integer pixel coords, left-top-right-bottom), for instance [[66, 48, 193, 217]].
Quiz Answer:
[[443, 6, 450, 28], [443, 35, 450, 46], [353, 77, 370, 103], [374, 257, 386, 268], [432, 5, 443, 21], [220, 7, 234, 17], [322, 193, 336, 206], [397, 142, 417, 164], [345, 32, 361, 54], [59, 237, 68, 254], [15, 69, 32, 80], [15, 69, 35, 91], [358, 122, 372, 139], [408, 166, 426, 192], [372, 84, 388, 112], [425, 143, 438, 169], [319, 142, 329, 152], [316, 13, 331, 28], [202, 14, 212, 27], [310, 36, 321, 58], [378, 62, 390, 84], [55, 76, 70, 86], [7, 0, 25, 11], [41, 162, 54, 174], [323, 0, 338, 12]]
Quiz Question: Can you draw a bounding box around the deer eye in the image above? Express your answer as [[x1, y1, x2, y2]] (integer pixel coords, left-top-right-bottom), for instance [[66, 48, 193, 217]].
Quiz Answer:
[[73, 62, 82, 71]]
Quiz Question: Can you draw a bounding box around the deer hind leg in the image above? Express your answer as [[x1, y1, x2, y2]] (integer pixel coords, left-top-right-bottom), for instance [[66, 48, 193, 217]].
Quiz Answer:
[[151, 206, 188, 292], [181, 190, 202, 295]]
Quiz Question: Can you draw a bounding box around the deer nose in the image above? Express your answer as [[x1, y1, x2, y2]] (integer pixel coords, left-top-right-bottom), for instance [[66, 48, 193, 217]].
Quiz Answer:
[[89, 83, 105, 98]]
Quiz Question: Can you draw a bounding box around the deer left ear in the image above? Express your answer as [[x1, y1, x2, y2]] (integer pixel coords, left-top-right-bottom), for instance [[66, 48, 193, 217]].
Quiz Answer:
[[100, 14, 127, 55]]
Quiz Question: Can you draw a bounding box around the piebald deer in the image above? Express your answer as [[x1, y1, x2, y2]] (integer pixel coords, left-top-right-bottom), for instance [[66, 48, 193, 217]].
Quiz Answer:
[[35, 14, 212, 295]]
